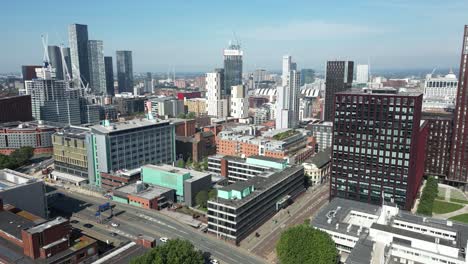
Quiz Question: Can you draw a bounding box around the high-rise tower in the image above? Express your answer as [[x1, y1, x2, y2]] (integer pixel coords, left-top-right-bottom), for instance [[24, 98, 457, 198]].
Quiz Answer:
[[223, 43, 243, 96], [68, 24, 90, 87], [324, 61, 354, 121], [116, 50, 133, 93], [104, 56, 114, 96], [277, 58, 300, 130], [87, 40, 106, 94], [47, 45, 64, 80]]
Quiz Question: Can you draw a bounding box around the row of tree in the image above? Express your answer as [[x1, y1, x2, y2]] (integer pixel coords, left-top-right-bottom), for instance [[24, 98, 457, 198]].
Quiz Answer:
[[416, 176, 439, 216], [177, 112, 197, 119], [176, 157, 208, 171], [0, 147, 34, 170], [130, 239, 205, 264], [195, 189, 217, 208]]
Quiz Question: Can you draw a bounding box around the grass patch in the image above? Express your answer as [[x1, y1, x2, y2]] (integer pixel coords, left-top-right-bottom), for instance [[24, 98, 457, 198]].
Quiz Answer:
[[449, 214, 468, 224], [432, 200, 463, 214], [450, 189, 467, 200], [450, 198, 468, 204], [438, 186, 447, 197]]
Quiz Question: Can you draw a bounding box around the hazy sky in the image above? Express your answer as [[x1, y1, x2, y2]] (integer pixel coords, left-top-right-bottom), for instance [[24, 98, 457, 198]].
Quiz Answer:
[[1, 0, 467, 73]]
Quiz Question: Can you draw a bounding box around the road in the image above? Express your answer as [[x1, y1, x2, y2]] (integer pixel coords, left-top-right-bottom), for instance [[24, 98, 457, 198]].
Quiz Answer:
[[53, 187, 266, 264]]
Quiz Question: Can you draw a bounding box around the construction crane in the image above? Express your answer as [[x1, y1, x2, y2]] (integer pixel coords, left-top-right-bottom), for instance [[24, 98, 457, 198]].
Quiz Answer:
[[41, 34, 50, 68]]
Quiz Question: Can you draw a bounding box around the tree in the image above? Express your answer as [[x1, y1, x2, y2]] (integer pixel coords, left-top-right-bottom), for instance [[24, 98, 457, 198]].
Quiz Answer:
[[130, 239, 204, 264], [201, 157, 208, 171], [417, 176, 439, 216], [208, 189, 217, 200], [0, 147, 34, 170], [176, 159, 185, 168], [193, 161, 201, 171], [195, 190, 209, 208], [186, 157, 193, 168], [276, 224, 337, 264], [177, 113, 187, 119], [187, 112, 196, 119]]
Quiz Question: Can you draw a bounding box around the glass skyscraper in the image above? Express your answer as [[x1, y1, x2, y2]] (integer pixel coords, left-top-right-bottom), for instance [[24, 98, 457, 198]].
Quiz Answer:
[[116, 50, 133, 93], [87, 40, 106, 94], [68, 24, 90, 87], [104, 56, 115, 96], [223, 44, 243, 97]]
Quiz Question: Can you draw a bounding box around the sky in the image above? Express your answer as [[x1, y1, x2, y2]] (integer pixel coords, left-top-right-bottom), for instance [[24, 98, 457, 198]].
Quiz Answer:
[[1, 0, 468, 73]]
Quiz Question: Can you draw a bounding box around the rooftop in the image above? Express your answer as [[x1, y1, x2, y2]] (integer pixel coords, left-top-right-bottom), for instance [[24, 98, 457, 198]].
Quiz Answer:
[[0, 169, 37, 191], [0, 121, 59, 131], [91, 118, 171, 134], [115, 183, 172, 200], [54, 126, 90, 139], [247, 155, 285, 163], [304, 148, 331, 168], [142, 164, 211, 181], [337, 87, 422, 97], [25, 217, 68, 234], [0, 210, 36, 239]]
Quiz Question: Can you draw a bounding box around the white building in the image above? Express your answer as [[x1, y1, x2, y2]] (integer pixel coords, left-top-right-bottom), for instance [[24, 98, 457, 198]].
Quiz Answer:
[[230, 85, 249, 118], [206, 69, 229, 118], [313, 198, 468, 264], [356, 64, 369, 84], [423, 70, 458, 110], [282, 55, 292, 87], [277, 65, 300, 129]]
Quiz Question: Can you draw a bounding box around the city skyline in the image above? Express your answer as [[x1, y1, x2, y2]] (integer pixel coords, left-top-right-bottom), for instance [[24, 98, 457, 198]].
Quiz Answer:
[[2, 1, 468, 73]]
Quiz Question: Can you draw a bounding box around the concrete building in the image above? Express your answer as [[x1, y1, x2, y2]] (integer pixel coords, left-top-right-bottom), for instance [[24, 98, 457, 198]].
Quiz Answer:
[[0, 95, 32, 123], [147, 97, 184, 118], [52, 126, 90, 179], [86, 119, 176, 186], [223, 43, 243, 96], [176, 131, 216, 163], [0, 169, 48, 218], [141, 164, 212, 206], [0, 121, 59, 155], [303, 148, 331, 186], [253, 106, 271, 125], [206, 69, 229, 118], [313, 198, 468, 264], [331, 88, 428, 210], [324, 61, 354, 121], [112, 181, 175, 210], [88, 40, 106, 94], [184, 98, 207, 116], [68, 24, 90, 87], [101, 168, 141, 190], [116, 50, 133, 93], [230, 85, 249, 119], [114, 94, 145, 116], [277, 56, 300, 129], [307, 121, 333, 153], [423, 70, 458, 110], [355, 64, 369, 84], [207, 165, 305, 244]]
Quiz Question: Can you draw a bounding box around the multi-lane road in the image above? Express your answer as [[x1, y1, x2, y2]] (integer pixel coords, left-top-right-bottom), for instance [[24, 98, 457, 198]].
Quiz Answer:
[[51, 187, 267, 264]]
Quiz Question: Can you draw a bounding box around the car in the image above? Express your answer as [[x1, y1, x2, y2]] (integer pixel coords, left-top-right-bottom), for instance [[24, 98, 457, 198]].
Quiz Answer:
[[210, 259, 219, 264], [110, 232, 118, 237], [83, 223, 93, 228], [111, 222, 119, 227], [159, 237, 169, 243], [70, 220, 79, 224]]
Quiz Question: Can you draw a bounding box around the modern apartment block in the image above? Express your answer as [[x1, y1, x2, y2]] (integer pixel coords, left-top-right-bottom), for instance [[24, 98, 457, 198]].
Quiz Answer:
[[307, 120, 333, 153], [422, 111, 453, 178], [206, 68, 229, 118], [423, 70, 458, 110], [207, 154, 287, 183], [116, 50, 134, 93], [86, 119, 176, 186], [449, 25, 468, 183], [68, 23, 90, 87], [207, 165, 305, 244], [104, 56, 115, 96], [216, 128, 314, 164], [355, 64, 369, 84], [184, 98, 207, 117], [47, 45, 64, 80], [52, 126, 90, 179], [0, 169, 48, 218], [88, 40, 107, 94], [330, 88, 428, 210], [0, 95, 32, 123], [0, 121, 59, 155], [313, 198, 468, 264], [324, 61, 354, 121], [230, 85, 249, 119]]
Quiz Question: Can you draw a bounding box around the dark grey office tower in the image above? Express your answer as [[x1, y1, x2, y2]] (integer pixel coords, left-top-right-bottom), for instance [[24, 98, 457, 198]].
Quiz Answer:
[[87, 40, 106, 94], [61, 47, 72, 79], [104, 56, 115, 96], [68, 24, 90, 86], [223, 44, 243, 96], [48, 46, 64, 80], [324, 61, 354, 121], [116, 50, 133, 93], [300, 69, 315, 85]]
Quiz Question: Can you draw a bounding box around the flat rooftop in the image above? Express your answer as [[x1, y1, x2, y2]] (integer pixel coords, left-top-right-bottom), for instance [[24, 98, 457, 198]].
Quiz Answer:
[[115, 183, 172, 200], [0, 210, 36, 239], [337, 87, 422, 97], [55, 126, 90, 139], [0, 121, 58, 130], [0, 169, 37, 191], [25, 217, 68, 234], [143, 164, 211, 181], [91, 118, 171, 134], [248, 155, 285, 163]]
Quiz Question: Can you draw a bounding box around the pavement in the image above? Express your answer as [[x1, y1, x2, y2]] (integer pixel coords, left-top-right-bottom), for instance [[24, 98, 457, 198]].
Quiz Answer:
[[52, 186, 267, 264], [240, 182, 330, 262], [432, 184, 468, 219]]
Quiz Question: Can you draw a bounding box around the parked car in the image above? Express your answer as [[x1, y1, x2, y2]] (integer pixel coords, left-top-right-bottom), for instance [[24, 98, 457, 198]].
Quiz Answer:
[[159, 237, 169, 243], [83, 223, 93, 228], [111, 222, 119, 227], [210, 259, 219, 264]]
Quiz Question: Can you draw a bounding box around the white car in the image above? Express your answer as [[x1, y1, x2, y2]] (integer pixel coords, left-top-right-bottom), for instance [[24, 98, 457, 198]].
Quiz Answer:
[[111, 222, 119, 227], [210, 259, 219, 264], [159, 237, 169, 243]]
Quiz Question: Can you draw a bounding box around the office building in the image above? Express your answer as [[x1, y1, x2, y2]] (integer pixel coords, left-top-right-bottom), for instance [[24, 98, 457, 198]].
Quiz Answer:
[[141, 164, 212, 206], [0, 169, 48, 218], [0, 95, 32, 122], [100, 168, 141, 190], [86, 119, 176, 186], [184, 98, 207, 116], [61, 46, 72, 79], [47, 45, 64, 80], [176, 131, 216, 163], [331, 88, 427, 210], [303, 148, 331, 186], [314, 198, 468, 264], [104, 56, 115, 96], [422, 112, 453, 178], [300, 69, 315, 85], [223, 43, 243, 96], [324, 61, 354, 121], [52, 126, 90, 179], [253, 106, 271, 125], [207, 165, 304, 244], [230, 85, 249, 118], [423, 70, 458, 110], [307, 121, 333, 152], [147, 97, 184, 118], [0, 121, 59, 155], [21, 65, 42, 82], [145, 72, 152, 93], [277, 65, 300, 129], [116, 50, 133, 93], [112, 181, 175, 210], [68, 24, 90, 86], [355, 64, 369, 84], [88, 40, 106, 94], [25, 67, 81, 125], [114, 94, 145, 116], [206, 69, 229, 118], [449, 25, 468, 183]]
